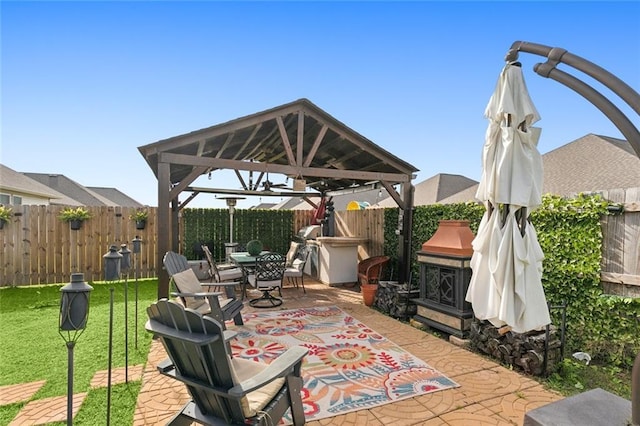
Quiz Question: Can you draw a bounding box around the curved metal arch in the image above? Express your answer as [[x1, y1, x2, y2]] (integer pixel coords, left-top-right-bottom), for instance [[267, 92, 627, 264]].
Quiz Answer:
[[506, 41, 640, 158]]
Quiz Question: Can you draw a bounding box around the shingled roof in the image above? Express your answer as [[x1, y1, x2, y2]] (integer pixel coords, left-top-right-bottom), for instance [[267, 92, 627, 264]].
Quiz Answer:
[[542, 134, 640, 195], [436, 134, 640, 205], [88, 187, 144, 207], [0, 164, 81, 206], [24, 173, 118, 206], [375, 173, 478, 207]]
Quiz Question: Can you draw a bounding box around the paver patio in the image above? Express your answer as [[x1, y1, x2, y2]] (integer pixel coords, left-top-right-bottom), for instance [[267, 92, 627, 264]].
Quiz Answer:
[[134, 279, 564, 425], [2, 278, 563, 425]]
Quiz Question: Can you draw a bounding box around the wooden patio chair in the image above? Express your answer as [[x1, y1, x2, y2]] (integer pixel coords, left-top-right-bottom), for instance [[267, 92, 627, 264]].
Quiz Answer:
[[357, 255, 390, 287], [163, 251, 244, 326], [248, 253, 286, 308], [146, 299, 308, 426]]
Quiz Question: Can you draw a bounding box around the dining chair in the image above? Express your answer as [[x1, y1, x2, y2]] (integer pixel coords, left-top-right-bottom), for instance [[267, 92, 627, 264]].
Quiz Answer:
[[284, 245, 309, 293], [247, 253, 286, 308], [285, 240, 301, 267], [201, 244, 244, 284]]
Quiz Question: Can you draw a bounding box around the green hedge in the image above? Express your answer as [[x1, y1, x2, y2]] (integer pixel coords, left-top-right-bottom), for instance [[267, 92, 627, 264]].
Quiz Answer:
[[533, 194, 640, 368], [182, 208, 295, 261]]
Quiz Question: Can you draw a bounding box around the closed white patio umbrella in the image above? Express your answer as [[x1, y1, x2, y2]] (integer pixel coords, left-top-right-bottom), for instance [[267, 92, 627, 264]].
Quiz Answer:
[[465, 61, 551, 334]]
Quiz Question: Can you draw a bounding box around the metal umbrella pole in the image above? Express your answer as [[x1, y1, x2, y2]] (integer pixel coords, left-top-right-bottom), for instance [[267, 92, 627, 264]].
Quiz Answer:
[[505, 41, 640, 158], [506, 40, 640, 423]]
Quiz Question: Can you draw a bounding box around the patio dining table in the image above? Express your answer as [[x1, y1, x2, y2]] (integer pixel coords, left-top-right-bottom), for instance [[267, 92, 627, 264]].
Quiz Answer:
[[229, 251, 271, 299]]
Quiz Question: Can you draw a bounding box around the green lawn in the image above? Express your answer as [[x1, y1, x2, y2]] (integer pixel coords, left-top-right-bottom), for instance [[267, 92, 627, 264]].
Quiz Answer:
[[0, 278, 159, 425]]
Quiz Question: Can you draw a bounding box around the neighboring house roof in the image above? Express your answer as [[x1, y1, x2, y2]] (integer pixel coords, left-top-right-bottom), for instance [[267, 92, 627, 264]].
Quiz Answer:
[[374, 173, 478, 207], [270, 197, 305, 210], [438, 184, 480, 205], [273, 187, 389, 211], [88, 187, 144, 207], [24, 173, 118, 206], [250, 202, 277, 210], [440, 134, 640, 205], [0, 164, 81, 206], [542, 134, 640, 196]]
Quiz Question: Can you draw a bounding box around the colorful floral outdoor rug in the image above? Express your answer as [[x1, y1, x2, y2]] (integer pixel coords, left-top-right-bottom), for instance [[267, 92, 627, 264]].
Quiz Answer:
[[230, 306, 459, 423]]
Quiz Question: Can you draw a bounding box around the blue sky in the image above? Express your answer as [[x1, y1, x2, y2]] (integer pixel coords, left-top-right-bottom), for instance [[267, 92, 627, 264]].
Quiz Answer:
[[2, 1, 639, 209]]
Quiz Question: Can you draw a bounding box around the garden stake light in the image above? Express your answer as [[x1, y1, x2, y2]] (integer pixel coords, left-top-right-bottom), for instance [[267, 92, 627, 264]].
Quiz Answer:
[[103, 245, 122, 425], [59, 273, 93, 425], [119, 243, 131, 383], [132, 236, 142, 349]]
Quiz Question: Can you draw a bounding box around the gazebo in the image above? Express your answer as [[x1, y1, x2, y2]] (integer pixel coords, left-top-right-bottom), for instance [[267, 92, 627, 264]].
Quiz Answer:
[[138, 98, 419, 298]]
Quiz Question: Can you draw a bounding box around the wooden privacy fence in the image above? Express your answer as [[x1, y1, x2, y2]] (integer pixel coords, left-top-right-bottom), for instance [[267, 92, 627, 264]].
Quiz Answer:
[[334, 208, 386, 259], [0, 205, 157, 286], [1, 197, 638, 296], [600, 187, 640, 297]]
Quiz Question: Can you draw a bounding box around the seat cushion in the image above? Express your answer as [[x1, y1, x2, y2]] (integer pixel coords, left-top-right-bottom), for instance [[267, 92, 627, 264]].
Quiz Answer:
[[255, 279, 282, 290], [172, 269, 207, 311], [230, 357, 285, 418], [218, 267, 244, 281], [284, 266, 302, 277]]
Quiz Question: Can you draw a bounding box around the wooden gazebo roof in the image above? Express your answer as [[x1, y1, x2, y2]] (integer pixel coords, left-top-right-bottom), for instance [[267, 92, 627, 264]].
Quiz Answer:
[[138, 98, 418, 297]]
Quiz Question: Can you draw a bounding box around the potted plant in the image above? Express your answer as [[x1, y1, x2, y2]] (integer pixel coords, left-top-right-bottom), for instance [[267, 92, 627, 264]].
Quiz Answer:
[[130, 210, 149, 230], [246, 239, 263, 256], [0, 206, 12, 230], [59, 207, 91, 230]]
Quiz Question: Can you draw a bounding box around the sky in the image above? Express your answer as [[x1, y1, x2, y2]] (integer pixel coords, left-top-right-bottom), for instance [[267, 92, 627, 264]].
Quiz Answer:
[[2, 1, 639, 209]]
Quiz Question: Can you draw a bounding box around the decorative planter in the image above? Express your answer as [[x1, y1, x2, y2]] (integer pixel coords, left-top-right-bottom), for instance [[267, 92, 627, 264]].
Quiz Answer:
[[135, 220, 146, 230], [69, 219, 83, 230], [361, 283, 378, 307], [0, 219, 5, 230]]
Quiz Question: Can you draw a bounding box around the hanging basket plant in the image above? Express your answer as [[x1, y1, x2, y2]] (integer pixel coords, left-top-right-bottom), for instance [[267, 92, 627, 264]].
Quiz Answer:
[[129, 210, 149, 230], [0, 206, 11, 230], [59, 207, 91, 230]]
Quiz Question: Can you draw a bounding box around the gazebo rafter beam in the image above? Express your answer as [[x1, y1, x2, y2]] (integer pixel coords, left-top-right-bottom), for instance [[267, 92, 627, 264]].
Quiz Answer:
[[159, 152, 411, 183], [303, 124, 327, 167], [276, 115, 296, 165]]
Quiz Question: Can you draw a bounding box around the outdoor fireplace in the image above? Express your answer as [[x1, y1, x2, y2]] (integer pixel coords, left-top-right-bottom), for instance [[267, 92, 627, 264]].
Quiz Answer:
[[414, 220, 474, 338]]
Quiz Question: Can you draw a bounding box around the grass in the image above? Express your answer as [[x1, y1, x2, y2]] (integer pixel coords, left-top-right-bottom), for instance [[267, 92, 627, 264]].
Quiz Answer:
[[0, 278, 159, 425], [543, 358, 633, 400]]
